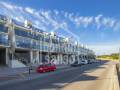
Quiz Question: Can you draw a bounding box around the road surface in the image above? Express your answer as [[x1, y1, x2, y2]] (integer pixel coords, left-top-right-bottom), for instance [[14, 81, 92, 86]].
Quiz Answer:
[[0, 61, 117, 90]]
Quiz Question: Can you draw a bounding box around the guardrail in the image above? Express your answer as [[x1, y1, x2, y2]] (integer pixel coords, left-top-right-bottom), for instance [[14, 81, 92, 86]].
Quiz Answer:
[[116, 63, 120, 85], [112, 63, 120, 90]]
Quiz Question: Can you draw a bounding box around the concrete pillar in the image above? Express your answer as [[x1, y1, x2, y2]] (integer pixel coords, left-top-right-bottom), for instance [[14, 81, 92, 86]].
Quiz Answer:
[[39, 52, 42, 64], [57, 54, 62, 65], [59, 54, 63, 64], [30, 50, 33, 64], [32, 51, 39, 64], [57, 54, 59, 64], [36, 51, 39, 64], [6, 48, 11, 67], [72, 55, 75, 61]]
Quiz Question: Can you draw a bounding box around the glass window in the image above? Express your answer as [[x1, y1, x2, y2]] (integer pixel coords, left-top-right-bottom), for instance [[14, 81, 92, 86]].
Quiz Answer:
[[15, 27, 30, 38], [16, 36, 31, 48], [0, 15, 7, 21], [32, 40, 40, 49], [0, 34, 9, 46], [0, 24, 8, 33]]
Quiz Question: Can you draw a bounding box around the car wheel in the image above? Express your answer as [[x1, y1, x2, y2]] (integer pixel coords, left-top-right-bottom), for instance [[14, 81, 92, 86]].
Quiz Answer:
[[43, 70, 46, 73]]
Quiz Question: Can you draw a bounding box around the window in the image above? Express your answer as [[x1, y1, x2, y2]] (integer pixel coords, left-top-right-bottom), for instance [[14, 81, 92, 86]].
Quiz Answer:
[[0, 24, 8, 33], [15, 27, 30, 38], [0, 34, 9, 46], [16, 36, 31, 48], [0, 15, 7, 21]]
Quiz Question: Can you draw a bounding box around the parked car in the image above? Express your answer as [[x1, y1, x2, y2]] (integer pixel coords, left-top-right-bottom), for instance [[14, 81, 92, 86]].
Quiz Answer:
[[36, 63, 56, 73], [94, 60, 99, 63], [47, 63, 56, 71], [71, 61, 82, 67], [88, 60, 93, 64], [80, 60, 88, 65]]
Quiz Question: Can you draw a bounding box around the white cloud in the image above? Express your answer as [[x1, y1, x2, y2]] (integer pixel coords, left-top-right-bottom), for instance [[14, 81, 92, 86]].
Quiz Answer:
[[94, 14, 103, 29], [53, 10, 59, 15], [64, 13, 120, 31], [34, 21, 47, 31], [113, 22, 120, 31], [82, 17, 93, 28], [0, 2, 14, 10], [14, 16, 24, 22], [1, 1, 120, 32], [25, 7, 34, 14], [101, 17, 116, 29]]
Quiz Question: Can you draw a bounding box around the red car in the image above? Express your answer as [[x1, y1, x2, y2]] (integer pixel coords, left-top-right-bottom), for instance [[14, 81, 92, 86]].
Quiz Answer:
[[36, 63, 56, 73]]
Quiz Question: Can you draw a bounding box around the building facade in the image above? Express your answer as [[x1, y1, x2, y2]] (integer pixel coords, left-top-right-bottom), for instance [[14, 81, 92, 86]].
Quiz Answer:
[[0, 14, 95, 68]]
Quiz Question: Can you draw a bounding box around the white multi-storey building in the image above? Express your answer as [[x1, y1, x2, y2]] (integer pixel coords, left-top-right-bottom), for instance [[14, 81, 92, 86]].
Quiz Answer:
[[0, 14, 95, 68]]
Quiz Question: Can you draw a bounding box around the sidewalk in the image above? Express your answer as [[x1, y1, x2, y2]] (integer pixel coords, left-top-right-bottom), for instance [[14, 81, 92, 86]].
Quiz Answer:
[[0, 67, 29, 77], [61, 62, 119, 90], [0, 64, 70, 83], [0, 64, 69, 76]]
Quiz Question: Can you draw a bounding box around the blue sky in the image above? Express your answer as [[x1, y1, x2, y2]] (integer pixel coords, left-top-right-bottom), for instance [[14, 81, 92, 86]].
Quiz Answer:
[[0, 0, 120, 55]]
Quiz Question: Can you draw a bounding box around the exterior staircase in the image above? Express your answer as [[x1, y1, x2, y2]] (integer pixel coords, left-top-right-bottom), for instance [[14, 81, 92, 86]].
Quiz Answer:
[[11, 60, 26, 68]]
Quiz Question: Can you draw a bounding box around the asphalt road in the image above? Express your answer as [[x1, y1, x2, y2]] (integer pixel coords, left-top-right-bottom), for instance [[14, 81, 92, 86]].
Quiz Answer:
[[0, 61, 114, 90]]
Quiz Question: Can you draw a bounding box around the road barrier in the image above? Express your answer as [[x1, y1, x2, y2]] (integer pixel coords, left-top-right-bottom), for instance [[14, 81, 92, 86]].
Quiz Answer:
[[112, 64, 120, 90], [116, 63, 120, 85]]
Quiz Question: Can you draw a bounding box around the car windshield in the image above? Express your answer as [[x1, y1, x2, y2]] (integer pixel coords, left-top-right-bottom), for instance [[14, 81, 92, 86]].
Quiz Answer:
[[47, 64, 51, 66], [81, 61, 85, 62], [38, 65, 45, 67], [74, 61, 78, 64]]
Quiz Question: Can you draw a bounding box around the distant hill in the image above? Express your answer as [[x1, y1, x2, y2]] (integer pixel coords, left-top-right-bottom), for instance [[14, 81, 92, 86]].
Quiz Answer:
[[97, 53, 120, 60]]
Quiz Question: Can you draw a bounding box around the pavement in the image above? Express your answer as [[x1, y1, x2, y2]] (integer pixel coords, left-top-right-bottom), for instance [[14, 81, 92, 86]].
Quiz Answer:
[[0, 61, 119, 90], [62, 61, 118, 90], [0, 64, 70, 84]]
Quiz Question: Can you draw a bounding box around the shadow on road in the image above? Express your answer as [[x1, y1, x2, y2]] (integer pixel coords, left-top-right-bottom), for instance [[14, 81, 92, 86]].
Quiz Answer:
[[0, 60, 109, 90], [36, 60, 109, 90]]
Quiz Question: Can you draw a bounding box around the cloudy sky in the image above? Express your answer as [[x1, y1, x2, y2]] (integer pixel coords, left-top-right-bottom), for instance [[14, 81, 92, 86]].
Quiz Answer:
[[0, 0, 120, 55]]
